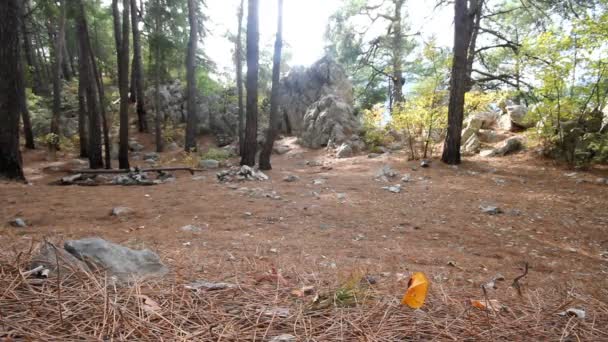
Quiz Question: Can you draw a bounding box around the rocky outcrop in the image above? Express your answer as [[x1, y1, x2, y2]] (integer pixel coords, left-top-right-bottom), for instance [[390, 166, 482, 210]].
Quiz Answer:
[[144, 80, 238, 143], [279, 57, 359, 149], [498, 105, 536, 131]]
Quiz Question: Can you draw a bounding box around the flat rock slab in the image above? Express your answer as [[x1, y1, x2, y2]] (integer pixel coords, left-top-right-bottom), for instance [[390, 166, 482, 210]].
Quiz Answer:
[[63, 237, 169, 282]]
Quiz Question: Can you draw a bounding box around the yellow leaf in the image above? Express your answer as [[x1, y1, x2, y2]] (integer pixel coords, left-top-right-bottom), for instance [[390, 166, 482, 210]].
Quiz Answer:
[[470, 299, 502, 311], [401, 272, 429, 309]]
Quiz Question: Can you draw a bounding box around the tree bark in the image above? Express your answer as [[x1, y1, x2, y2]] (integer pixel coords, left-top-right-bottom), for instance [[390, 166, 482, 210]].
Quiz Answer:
[[259, 0, 283, 171], [112, 0, 131, 169], [0, 0, 26, 180], [391, 0, 404, 106], [18, 57, 36, 150], [441, 0, 476, 165], [50, 0, 67, 157], [20, 2, 46, 95], [236, 0, 245, 155], [154, 0, 163, 152], [184, 0, 199, 152], [130, 0, 148, 133], [240, 0, 260, 167], [76, 0, 103, 169], [77, 50, 88, 158]]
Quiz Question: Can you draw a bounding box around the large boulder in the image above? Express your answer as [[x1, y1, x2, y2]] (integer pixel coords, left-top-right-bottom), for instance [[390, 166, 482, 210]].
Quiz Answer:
[[299, 95, 359, 148], [499, 105, 536, 131], [63, 237, 169, 282], [481, 137, 524, 157], [279, 57, 359, 148]]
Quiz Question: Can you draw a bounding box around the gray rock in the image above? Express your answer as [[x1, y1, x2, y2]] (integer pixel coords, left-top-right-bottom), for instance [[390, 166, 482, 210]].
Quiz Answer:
[[180, 224, 203, 233], [9, 218, 27, 228], [312, 178, 326, 185], [273, 145, 291, 155], [420, 160, 431, 168], [270, 334, 297, 342], [279, 56, 355, 146], [401, 174, 412, 182], [382, 184, 401, 193], [335, 143, 353, 158], [493, 137, 524, 156], [375, 165, 399, 181], [299, 95, 359, 149], [480, 205, 503, 215], [461, 134, 481, 155], [30, 241, 91, 276], [478, 129, 508, 143], [283, 175, 300, 182], [111, 207, 134, 217], [368, 153, 381, 159], [200, 159, 220, 169], [166, 142, 180, 152], [63, 237, 169, 282], [128, 140, 144, 152], [143, 152, 160, 161]]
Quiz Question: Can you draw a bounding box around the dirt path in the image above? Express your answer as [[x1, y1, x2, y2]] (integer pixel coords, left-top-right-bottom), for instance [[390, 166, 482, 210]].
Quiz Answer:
[[1, 138, 607, 340]]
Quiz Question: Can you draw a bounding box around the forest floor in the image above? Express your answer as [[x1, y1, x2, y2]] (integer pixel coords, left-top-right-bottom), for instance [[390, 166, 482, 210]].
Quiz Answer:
[[1, 134, 608, 341]]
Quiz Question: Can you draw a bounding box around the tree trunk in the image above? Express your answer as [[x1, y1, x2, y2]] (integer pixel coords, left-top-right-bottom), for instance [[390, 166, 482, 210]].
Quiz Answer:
[[61, 34, 72, 81], [259, 0, 283, 171], [391, 0, 404, 106], [154, 0, 163, 152], [50, 0, 67, 157], [0, 0, 26, 180], [441, 0, 474, 165], [240, 0, 260, 167], [236, 0, 245, 155], [77, 52, 88, 158], [130, 0, 148, 133], [18, 59, 36, 150], [112, 0, 131, 169], [129, 55, 137, 103], [20, 2, 46, 95], [76, 0, 103, 169], [184, 0, 198, 152]]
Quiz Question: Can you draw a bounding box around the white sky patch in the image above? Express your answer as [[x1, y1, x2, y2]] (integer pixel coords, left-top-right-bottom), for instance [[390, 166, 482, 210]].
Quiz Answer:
[[102, 0, 455, 71]]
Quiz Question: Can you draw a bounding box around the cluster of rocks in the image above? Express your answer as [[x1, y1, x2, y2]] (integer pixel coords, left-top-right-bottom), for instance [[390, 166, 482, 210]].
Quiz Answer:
[[144, 80, 238, 144], [216, 165, 269, 183], [29, 238, 169, 283], [279, 57, 362, 155], [461, 103, 532, 156], [112, 170, 175, 185]]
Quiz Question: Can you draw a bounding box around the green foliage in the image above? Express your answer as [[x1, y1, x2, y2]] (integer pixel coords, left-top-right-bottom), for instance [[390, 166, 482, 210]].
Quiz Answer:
[[200, 147, 232, 161]]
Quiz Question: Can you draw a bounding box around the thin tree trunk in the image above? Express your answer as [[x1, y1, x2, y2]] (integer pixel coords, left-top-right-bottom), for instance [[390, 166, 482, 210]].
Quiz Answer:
[[236, 0, 245, 155], [18, 58, 36, 150], [77, 55, 88, 158], [50, 0, 67, 157], [184, 0, 198, 152], [259, 0, 283, 171], [240, 0, 260, 167], [20, 2, 45, 95], [112, 0, 131, 169], [76, 0, 103, 168], [154, 0, 163, 152], [129, 55, 137, 103], [131, 0, 148, 132], [441, 0, 474, 165], [391, 0, 404, 106], [0, 0, 26, 180], [62, 35, 72, 81]]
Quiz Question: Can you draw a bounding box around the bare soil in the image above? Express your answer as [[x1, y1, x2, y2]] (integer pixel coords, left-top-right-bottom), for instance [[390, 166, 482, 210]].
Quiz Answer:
[[1, 135, 608, 340]]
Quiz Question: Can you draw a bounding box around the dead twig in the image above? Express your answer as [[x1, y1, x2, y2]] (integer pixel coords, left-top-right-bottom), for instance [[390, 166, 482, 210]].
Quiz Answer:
[[511, 262, 529, 297]]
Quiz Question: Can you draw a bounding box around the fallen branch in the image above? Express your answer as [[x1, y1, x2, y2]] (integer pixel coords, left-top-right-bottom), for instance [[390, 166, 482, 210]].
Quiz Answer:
[[69, 167, 206, 175], [511, 262, 529, 297]]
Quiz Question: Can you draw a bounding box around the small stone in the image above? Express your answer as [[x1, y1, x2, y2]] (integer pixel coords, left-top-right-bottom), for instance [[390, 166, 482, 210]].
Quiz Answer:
[[337, 193, 347, 200], [200, 159, 220, 169], [420, 160, 431, 168], [480, 205, 503, 215], [9, 218, 27, 228], [283, 175, 299, 182], [312, 178, 326, 185], [336, 143, 353, 158], [401, 174, 412, 183], [382, 184, 401, 193], [273, 145, 291, 155], [180, 224, 203, 233], [128, 140, 144, 152], [270, 334, 296, 342], [111, 207, 134, 217]]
